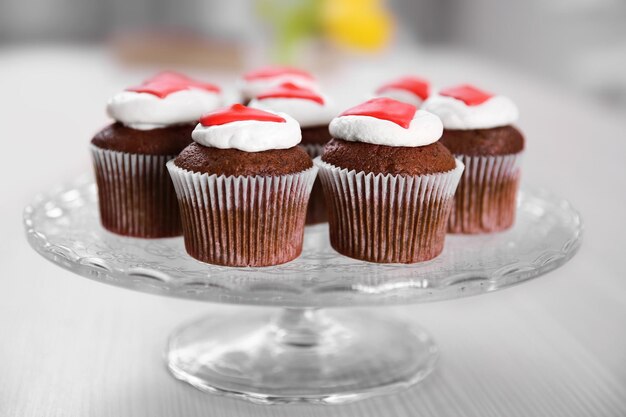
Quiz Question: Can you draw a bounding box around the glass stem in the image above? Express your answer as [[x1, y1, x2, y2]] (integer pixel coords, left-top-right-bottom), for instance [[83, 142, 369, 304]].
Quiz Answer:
[[271, 308, 330, 348]]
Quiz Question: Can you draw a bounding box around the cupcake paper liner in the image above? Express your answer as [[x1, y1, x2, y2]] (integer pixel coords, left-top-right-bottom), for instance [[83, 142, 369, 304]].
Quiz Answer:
[[91, 145, 181, 238], [448, 153, 522, 234], [315, 157, 464, 264], [167, 161, 318, 267], [300, 143, 328, 225]]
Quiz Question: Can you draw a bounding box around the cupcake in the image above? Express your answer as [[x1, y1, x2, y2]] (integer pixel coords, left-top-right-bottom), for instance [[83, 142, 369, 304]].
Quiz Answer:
[[238, 66, 317, 104], [249, 82, 336, 224], [91, 71, 222, 238], [375, 76, 431, 107], [422, 84, 523, 234], [315, 98, 464, 263], [167, 104, 317, 267]]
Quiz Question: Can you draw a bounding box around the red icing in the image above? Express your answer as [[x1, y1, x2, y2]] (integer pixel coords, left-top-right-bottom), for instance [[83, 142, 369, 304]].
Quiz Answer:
[[341, 98, 417, 129], [244, 66, 314, 81], [127, 71, 220, 98], [376, 76, 430, 100], [200, 104, 286, 126], [440, 84, 493, 106], [257, 82, 324, 104], [148, 71, 190, 83]]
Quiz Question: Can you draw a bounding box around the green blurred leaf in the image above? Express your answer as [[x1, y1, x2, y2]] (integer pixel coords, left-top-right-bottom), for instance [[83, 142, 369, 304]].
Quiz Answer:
[[255, 0, 323, 62]]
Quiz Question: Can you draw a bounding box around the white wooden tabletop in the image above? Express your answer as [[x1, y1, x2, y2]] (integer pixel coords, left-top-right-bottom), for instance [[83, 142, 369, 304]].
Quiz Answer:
[[1, 46, 625, 417]]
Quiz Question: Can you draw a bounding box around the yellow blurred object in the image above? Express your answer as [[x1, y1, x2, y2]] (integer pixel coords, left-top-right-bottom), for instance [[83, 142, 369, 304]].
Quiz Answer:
[[321, 0, 394, 51]]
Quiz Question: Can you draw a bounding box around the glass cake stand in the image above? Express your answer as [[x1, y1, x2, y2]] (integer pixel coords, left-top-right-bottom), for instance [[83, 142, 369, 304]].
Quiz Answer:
[[23, 176, 582, 405]]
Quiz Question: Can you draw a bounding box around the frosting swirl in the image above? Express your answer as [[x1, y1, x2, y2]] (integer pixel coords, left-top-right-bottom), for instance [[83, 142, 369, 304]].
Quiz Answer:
[[191, 104, 302, 152], [107, 72, 222, 130], [329, 98, 443, 147], [249, 83, 336, 128], [422, 84, 518, 130], [239, 66, 318, 101], [376, 76, 431, 107]]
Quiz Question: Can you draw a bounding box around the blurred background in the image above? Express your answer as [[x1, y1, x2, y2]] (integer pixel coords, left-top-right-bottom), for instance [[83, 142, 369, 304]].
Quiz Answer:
[[1, 0, 625, 109]]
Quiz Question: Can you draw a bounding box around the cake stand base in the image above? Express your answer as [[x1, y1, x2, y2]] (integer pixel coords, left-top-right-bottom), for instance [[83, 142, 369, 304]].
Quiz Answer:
[[167, 308, 438, 404]]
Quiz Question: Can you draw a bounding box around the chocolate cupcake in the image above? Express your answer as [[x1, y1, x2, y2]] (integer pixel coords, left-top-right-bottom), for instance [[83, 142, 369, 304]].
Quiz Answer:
[[375, 75, 431, 107], [238, 66, 317, 104], [249, 82, 336, 224], [315, 98, 464, 264], [91, 72, 222, 238], [422, 84, 524, 233], [167, 104, 317, 267]]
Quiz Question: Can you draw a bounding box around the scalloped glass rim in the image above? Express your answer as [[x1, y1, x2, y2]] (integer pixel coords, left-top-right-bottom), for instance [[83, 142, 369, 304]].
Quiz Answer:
[[24, 176, 582, 307]]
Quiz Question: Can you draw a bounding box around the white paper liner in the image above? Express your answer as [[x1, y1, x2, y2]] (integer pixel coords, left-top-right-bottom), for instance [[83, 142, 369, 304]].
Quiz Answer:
[[300, 143, 327, 224], [314, 157, 464, 263], [167, 161, 318, 266], [448, 153, 522, 234], [90, 145, 181, 237]]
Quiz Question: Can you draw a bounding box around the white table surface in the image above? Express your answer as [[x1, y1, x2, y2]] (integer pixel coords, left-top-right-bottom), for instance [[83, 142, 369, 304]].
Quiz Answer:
[[1, 46, 625, 417]]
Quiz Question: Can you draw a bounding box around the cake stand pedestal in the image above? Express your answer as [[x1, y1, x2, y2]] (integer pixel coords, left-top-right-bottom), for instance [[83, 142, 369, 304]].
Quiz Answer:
[[167, 308, 437, 404], [24, 178, 582, 404]]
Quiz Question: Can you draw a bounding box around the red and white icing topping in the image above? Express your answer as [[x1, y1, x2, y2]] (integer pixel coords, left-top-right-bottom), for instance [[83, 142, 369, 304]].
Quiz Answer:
[[439, 84, 492, 106], [376, 76, 430, 107], [341, 98, 416, 128], [249, 83, 337, 128], [200, 104, 285, 126], [127, 71, 220, 98], [244, 66, 314, 81], [256, 82, 324, 104], [192, 104, 301, 152], [329, 98, 443, 147], [107, 72, 222, 130], [239, 66, 318, 101], [422, 84, 518, 130]]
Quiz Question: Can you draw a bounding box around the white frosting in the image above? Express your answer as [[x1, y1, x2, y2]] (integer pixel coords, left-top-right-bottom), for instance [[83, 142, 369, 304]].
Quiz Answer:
[[107, 89, 222, 130], [239, 75, 318, 101], [329, 110, 443, 147], [248, 96, 336, 128], [422, 94, 518, 130], [191, 111, 302, 152], [376, 88, 425, 108]]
